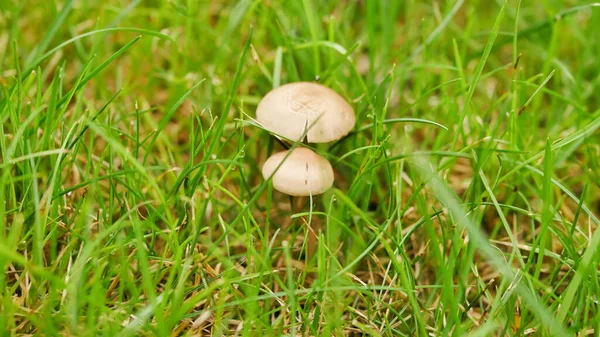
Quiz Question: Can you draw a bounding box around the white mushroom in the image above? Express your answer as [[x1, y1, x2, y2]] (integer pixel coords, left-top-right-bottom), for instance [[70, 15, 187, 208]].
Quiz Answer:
[[256, 82, 356, 143], [262, 147, 334, 196]]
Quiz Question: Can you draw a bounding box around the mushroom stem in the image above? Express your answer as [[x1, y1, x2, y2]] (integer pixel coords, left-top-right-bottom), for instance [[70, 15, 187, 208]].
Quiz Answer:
[[305, 214, 321, 262], [289, 195, 321, 262], [290, 195, 306, 213]]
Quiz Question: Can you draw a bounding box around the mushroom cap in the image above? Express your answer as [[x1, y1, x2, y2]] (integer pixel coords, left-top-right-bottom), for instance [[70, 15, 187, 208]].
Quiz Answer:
[[256, 82, 356, 143], [262, 147, 334, 196]]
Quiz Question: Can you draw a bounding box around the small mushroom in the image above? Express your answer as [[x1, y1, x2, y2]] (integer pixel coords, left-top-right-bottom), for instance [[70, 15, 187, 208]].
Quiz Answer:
[[256, 82, 355, 143], [262, 147, 334, 196]]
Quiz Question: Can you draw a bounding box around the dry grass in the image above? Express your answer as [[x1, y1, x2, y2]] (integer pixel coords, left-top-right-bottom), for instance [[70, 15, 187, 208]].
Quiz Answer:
[[1, 0, 600, 336]]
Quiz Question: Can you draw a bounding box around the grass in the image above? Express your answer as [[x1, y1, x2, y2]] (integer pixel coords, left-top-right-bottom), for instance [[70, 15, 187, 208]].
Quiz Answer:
[[1, 0, 599, 336]]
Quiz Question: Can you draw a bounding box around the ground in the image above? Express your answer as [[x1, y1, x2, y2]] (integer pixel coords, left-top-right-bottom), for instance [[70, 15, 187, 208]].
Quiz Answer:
[[1, 0, 599, 336]]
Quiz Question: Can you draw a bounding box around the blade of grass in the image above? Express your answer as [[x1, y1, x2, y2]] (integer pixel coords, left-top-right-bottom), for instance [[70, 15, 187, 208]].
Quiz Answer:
[[410, 153, 571, 336], [302, 0, 321, 76], [452, 2, 505, 149]]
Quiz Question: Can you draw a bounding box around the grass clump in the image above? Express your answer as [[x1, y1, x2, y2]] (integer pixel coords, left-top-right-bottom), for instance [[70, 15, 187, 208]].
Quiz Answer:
[[1, 1, 599, 336]]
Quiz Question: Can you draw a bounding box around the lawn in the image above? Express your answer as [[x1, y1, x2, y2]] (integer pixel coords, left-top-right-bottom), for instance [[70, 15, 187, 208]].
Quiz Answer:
[[1, 0, 599, 336]]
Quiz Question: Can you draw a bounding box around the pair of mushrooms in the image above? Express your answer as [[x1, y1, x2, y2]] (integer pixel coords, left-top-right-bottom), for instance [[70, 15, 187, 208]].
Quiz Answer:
[[257, 82, 356, 196]]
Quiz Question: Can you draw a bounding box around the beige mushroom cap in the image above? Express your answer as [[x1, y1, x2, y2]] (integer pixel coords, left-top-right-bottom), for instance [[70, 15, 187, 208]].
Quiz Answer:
[[262, 147, 334, 196], [256, 82, 356, 143]]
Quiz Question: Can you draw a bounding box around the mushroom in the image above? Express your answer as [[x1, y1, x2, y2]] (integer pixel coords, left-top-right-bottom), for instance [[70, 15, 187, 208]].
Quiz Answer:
[[262, 147, 334, 196], [256, 82, 356, 143]]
